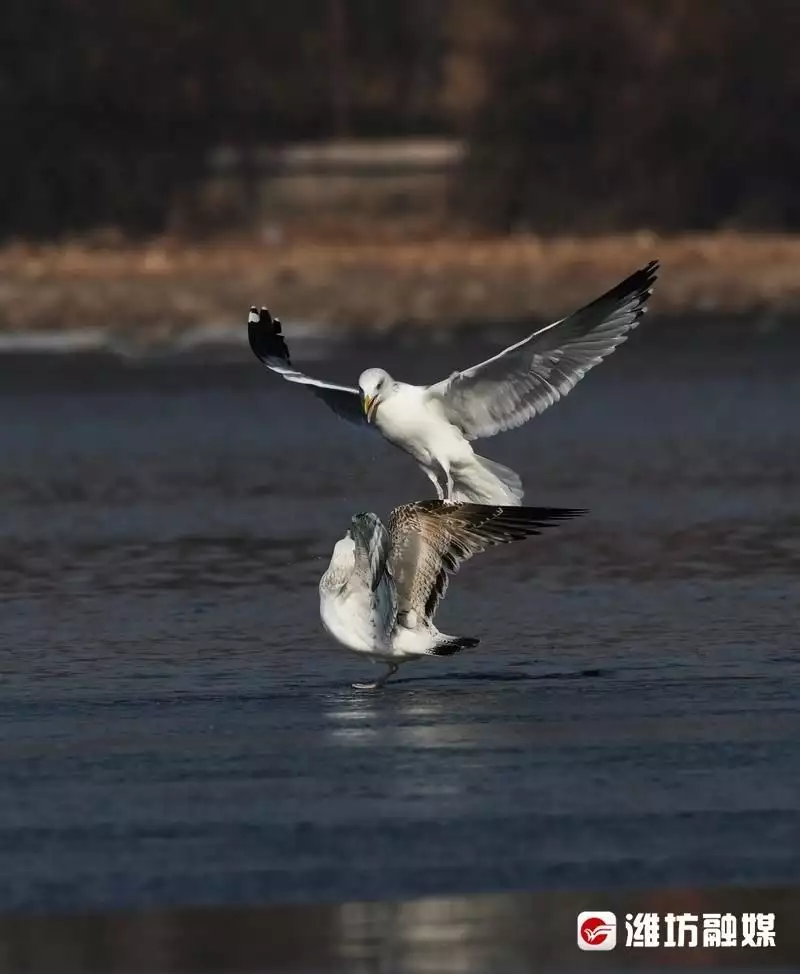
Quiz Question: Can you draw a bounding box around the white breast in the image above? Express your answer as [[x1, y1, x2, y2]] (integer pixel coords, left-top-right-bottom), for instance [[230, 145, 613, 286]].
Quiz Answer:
[[376, 386, 464, 464], [319, 581, 397, 658]]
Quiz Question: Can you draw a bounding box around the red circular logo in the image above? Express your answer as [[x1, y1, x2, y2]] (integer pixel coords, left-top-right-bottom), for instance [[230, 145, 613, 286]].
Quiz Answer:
[[580, 917, 612, 945]]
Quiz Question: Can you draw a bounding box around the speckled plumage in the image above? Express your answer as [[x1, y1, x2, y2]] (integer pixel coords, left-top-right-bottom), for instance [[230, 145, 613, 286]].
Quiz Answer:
[[387, 501, 580, 623], [319, 500, 585, 689]]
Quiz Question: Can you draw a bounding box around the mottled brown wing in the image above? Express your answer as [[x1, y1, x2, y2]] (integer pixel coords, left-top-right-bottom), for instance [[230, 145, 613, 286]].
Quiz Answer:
[[387, 501, 584, 625]]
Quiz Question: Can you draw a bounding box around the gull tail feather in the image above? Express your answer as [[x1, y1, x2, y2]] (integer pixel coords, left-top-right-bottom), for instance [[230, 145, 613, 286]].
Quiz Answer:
[[450, 454, 524, 505], [426, 634, 480, 657]]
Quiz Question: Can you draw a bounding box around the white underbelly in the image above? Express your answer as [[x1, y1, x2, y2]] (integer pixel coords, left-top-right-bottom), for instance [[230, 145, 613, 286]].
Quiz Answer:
[[377, 404, 471, 467], [319, 589, 391, 657]]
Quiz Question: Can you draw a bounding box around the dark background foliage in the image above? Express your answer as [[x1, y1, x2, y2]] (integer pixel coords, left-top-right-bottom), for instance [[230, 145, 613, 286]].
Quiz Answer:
[[2, 0, 798, 238]]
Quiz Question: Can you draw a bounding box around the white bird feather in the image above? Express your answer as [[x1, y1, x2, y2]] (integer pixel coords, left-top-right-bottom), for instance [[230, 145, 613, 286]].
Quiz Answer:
[[249, 261, 658, 504], [319, 500, 584, 688]]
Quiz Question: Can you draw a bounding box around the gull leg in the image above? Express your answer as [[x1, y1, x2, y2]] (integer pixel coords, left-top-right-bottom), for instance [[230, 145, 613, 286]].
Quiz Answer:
[[436, 459, 454, 501], [352, 662, 399, 690], [424, 466, 445, 500], [428, 459, 454, 501], [444, 468, 454, 501]]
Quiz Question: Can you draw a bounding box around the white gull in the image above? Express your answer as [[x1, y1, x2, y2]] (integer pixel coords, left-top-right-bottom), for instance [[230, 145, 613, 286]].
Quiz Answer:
[[249, 260, 658, 504], [319, 500, 583, 689]]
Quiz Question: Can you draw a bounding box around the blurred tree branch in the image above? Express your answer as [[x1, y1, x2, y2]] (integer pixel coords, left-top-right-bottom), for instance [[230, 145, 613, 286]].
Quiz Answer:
[[1, 0, 797, 238]]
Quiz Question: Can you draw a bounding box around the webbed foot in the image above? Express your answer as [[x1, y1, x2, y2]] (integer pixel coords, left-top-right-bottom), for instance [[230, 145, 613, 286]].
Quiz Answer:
[[351, 662, 399, 690]]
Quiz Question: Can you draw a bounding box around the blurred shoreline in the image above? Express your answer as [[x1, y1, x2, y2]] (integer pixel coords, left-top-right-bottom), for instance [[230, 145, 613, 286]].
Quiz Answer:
[[1, 231, 798, 338], [1, 885, 798, 973]]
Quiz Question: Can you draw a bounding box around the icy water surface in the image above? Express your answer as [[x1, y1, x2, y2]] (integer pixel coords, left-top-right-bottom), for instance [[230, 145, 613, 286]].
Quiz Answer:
[[0, 322, 799, 927]]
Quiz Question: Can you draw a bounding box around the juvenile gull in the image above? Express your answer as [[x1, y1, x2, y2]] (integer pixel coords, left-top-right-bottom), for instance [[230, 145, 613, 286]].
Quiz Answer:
[[319, 500, 584, 689], [249, 260, 658, 505]]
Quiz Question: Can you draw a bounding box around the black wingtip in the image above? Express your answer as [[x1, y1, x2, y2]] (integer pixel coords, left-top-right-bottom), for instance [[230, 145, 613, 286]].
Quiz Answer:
[[636, 259, 660, 296], [628, 258, 659, 292], [429, 635, 480, 657], [544, 507, 588, 519], [512, 506, 588, 526], [476, 505, 587, 540], [414, 501, 587, 521], [247, 305, 292, 366], [587, 258, 659, 322]]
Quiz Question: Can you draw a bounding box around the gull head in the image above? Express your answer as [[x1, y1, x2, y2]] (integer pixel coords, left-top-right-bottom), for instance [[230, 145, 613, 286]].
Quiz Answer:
[[358, 368, 393, 423], [333, 533, 356, 564], [322, 533, 356, 589]]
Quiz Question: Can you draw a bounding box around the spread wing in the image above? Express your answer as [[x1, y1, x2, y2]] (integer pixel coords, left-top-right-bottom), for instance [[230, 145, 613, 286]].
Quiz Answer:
[[248, 307, 366, 426], [387, 501, 585, 625], [349, 512, 398, 627], [425, 261, 659, 440], [349, 512, 392, 592]]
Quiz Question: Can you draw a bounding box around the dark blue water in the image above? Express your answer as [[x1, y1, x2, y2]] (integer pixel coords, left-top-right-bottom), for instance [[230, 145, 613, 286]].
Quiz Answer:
[[1, 322, 799, 927]]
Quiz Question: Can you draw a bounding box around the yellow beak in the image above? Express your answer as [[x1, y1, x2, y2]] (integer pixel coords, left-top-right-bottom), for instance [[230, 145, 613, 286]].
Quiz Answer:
[[362, 394, 377, 422]]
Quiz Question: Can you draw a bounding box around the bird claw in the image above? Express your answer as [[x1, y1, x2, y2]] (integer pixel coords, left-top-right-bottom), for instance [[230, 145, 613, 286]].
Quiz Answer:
[[351, 662, 399, 691]]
